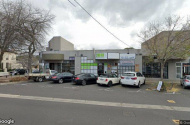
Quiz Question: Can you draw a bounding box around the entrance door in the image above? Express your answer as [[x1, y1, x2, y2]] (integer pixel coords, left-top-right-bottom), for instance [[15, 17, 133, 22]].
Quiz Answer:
[[98, 63, 104, 76], [183, 63, 190, 75]]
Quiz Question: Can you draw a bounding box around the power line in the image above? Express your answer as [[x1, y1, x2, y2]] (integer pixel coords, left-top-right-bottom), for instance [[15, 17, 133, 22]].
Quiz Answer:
[[68, 0, 131, 47]]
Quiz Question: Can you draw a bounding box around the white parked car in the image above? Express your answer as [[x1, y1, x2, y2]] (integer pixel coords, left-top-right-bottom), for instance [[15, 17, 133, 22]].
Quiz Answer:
[[180, 75, 190, 89], [46, 70, 58, 75], [97, 74, 121, 87], [120, 72, 145, 88]]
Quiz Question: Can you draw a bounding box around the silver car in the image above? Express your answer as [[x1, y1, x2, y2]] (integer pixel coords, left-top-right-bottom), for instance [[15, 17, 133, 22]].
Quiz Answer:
[[180, 75, 190, 89]]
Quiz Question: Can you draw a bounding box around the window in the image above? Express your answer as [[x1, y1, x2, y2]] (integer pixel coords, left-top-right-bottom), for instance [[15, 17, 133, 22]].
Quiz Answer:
[[137, 72, 142, 77], [176, 63, 182, 78], [142, 62, 168, 79], [90, 74, 95, 78]]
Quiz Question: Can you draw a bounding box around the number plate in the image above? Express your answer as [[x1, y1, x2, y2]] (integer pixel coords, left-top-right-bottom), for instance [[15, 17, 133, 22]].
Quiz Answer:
[[126, 77, 130, 79]]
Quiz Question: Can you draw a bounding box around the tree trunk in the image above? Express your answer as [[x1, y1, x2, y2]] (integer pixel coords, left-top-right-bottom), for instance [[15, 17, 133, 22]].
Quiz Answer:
[[160, 61, 165, 81], [0, 51, 5, 71], [28, 53, 32, 73]]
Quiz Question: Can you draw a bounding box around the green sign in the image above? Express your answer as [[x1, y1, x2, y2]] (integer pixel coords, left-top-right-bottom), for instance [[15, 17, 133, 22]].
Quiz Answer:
[[96, 53, 104, 58], [96, 53, 107, 59]]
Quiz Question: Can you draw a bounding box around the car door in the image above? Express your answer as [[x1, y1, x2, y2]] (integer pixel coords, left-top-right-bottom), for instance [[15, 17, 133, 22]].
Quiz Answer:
[[64, 73, 71, 82], [137, 72, 143, 84], [112, 74, 118, 84], [90, 74, 96, 84], [183, 76, 186, 85], [67, 73, 73, 81], [85, 74, 92, 84]]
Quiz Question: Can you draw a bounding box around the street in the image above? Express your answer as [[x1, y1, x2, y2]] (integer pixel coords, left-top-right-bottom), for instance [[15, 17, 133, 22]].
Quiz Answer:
[[0, 81, 190, 125]]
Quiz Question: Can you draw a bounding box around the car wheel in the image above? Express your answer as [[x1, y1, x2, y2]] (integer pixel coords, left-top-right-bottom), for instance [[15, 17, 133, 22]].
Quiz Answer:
[[82, 80, 86, 86], [108, 81, 112, 87], [59, 79, 63, 84], [143, 80, 145, 85], [121, 84, 125, 87], [97, 83, 101, 86], [38, 77, 43, 82], [137, 81, 141, 88]]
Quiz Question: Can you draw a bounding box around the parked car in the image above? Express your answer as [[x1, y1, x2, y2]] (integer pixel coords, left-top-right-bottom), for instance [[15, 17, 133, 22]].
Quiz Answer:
[[51, 72, 73, 83], [49, 73, 60, 80], [32, 70, 40, 73], [180, 75, 190, 89], [120, 72, 145, 88], [46, 70, 58, 75], [97, 73, 120, 87], [73, 73, 97, 86], [12, 69, 27, 75]]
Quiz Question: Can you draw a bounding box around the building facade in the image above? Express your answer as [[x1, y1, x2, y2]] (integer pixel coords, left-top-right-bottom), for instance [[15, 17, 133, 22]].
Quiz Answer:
[[141, 31, 190, 80], [40, 36, 142, 76], [1, 52, 22, 71], [40, 35, 190, 80]]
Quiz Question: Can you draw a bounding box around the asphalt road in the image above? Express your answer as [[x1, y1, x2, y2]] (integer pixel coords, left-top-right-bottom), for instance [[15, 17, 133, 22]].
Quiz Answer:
[[0, 81, 190, 125]]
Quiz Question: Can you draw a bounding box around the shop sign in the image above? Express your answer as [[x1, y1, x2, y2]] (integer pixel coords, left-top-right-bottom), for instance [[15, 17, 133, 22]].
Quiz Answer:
[[120, 54, 135, 60], [135, 64, 139, 72], [120, 60, 135, 66], [69, 57, 75, 60], [96, 53, 107, 59], [157, 81, 162, 91], [108, 53, 119, 59]]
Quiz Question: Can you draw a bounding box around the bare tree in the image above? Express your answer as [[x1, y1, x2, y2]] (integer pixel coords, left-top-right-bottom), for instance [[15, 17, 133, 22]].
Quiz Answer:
[[0, 0, 55, 72], [139, 15, 190, 80], [0, 0, 25, 70], [18, 3, 55, 73]]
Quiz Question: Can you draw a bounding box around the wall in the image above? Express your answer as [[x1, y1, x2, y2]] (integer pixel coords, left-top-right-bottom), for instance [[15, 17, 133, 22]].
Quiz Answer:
[[1, 52, 22, 70], [49, 36, 74, 51]]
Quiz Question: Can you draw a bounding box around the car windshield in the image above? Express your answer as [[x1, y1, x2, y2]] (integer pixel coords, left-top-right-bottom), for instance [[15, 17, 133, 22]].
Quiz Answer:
[[122, 73, 135, 76]]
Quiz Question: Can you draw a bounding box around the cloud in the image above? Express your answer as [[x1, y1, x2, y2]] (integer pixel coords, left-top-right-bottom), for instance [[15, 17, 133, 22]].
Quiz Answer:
[[70, 0, 184, 26], [23, 0, 190, 50]]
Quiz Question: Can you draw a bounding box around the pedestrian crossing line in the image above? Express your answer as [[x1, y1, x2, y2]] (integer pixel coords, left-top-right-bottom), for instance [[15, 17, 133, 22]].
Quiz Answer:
[[0, 93, 189, 112]]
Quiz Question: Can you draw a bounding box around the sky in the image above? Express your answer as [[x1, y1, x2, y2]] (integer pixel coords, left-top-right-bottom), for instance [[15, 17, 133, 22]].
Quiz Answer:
[[25, 0, 190, 50]]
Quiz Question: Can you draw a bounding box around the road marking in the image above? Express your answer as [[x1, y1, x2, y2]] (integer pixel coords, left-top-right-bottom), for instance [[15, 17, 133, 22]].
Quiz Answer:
[[99, 88, 113, 91], [167, 100, 176, 103], [137, 89, 141, 92], [172, 119, 179, 124], [0, 93, 189, 112]]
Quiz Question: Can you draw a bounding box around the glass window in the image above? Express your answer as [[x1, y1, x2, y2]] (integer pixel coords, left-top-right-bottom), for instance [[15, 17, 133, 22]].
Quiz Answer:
[[90, 74, 95, 78], [176, 63, 181, 66]]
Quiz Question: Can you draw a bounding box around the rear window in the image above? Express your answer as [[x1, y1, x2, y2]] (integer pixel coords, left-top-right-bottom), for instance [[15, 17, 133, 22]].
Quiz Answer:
[[122, 73, 135, 76], [100, 74, 109, 78], [76, 74, 85, 77]]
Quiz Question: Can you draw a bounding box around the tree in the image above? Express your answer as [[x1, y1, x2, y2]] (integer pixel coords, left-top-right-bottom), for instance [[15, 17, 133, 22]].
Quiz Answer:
[[139, 15, 190, 80], [0, 0, 55, 72], [18, 2, 54, 73], [0, 0, 24, 70]]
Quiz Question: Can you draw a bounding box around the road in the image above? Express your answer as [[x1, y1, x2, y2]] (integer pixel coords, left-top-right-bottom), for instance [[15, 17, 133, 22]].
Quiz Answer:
[[0, 81, 190, 125]]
